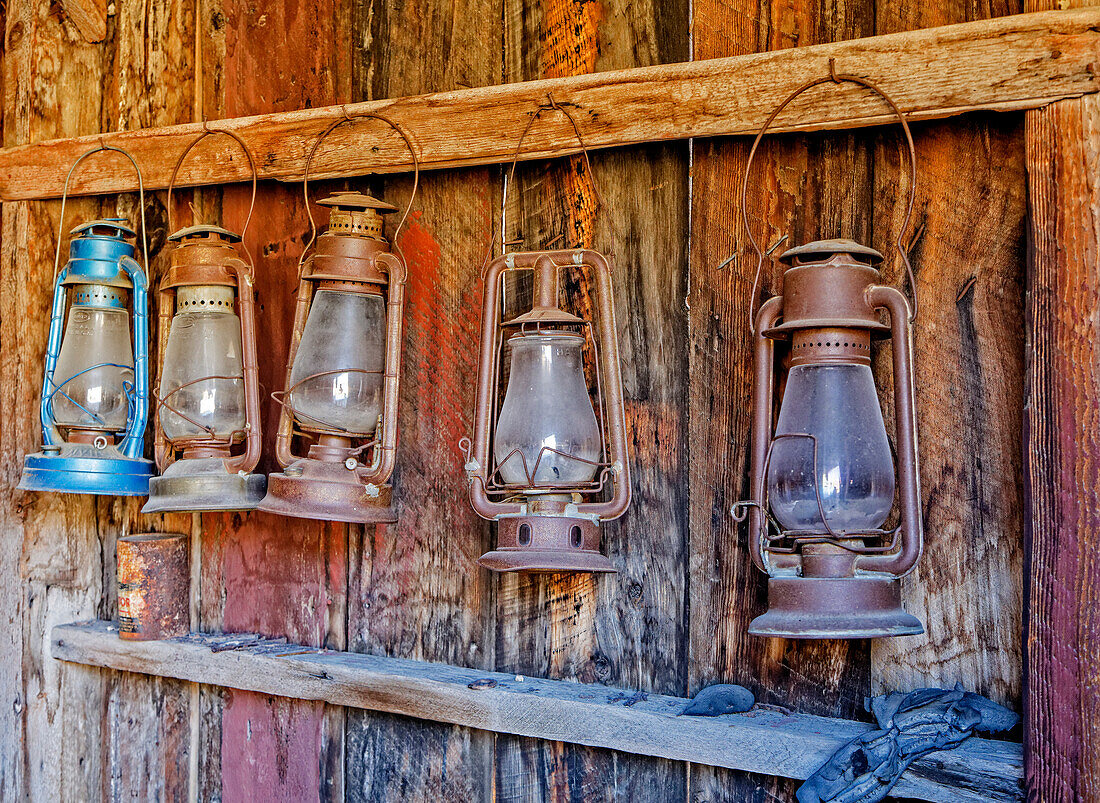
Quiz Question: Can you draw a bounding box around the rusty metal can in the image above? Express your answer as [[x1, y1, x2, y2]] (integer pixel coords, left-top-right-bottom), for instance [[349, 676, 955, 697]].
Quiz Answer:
[[117, 532, 189, 641]]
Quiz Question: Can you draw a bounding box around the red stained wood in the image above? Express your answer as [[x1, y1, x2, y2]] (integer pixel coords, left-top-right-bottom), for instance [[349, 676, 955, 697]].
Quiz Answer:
[[209, 2, 352, 801], [342, 3, 499, 796], [1023, 91, 1100, 802]]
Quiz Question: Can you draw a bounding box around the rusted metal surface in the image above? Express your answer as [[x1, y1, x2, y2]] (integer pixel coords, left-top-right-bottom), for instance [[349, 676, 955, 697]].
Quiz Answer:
[[464, 248, 631, 573], [117, 533, 189, 641], [260, 113, 417, 523], [144, 130, 264, 513], [738, 246, 924, 639]]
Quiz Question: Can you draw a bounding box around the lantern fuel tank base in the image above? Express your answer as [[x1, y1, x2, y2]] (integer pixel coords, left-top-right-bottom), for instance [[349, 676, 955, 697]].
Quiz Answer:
[[257, 462, 396, 524], [142, 459, 266, 513], [19, 451, 154, 497], [749, 576, 923, 639], [478, 514, 616, 574]]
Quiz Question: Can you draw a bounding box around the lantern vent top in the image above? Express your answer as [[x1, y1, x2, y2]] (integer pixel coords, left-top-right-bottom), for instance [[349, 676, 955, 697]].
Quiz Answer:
[[319, 193, 397, 241], [780, 239, 883, 266], [168, 224, 242, 244], [71, 218, 135, 240]]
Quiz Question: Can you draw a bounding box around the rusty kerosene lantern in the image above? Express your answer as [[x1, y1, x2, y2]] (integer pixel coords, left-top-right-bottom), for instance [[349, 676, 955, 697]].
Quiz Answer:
[[735, 66, 924, 638], [19, 144, 154, 496], [257, 113, 418, 522], [462, 102, 631, 573], [142, 129, 264, 513]]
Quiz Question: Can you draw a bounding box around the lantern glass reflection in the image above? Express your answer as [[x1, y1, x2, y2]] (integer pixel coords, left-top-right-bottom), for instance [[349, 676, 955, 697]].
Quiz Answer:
[[288, 288, 385, 435], [494, 332, 601, 486], [160, 290, 245, 441], [52, 291, 134, 431], [766, 363, 895, 533]]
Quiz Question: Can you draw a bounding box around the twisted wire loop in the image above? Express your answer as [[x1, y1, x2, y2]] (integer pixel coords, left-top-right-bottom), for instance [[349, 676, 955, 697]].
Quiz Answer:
[[484, 93, 618, 272], [737, 58, 919, 333], [487, 445, 612, 495], [737, 430, 902, 557], [298, 108, 421, 282], [166, 125, 259, 275], [45, 362, 135, 430], [269, 367, 384, 436], [152, 374, 248, 445], [54, 142, 150, 278]]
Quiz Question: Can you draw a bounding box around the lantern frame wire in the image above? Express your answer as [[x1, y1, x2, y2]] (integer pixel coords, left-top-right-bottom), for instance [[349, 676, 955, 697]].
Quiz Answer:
[[50, 146, 150, 458], [464, 98, 631, 573], [271, 110, 419, 490], [737, 57, 920, 332], [20, 142, 155, 496], [152, 127, 262, 474]]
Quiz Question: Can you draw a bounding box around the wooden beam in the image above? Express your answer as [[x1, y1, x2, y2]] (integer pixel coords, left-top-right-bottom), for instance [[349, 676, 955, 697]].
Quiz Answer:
[[51, 620, 1023, 802], [1024, 92, 1100, 800], [1, 8, 1097, 201]]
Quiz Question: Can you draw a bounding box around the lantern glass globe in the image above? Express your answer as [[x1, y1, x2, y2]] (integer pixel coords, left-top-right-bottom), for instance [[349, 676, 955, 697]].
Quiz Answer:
[[494, 332, 601, 487], [288, 289, 385, 436]]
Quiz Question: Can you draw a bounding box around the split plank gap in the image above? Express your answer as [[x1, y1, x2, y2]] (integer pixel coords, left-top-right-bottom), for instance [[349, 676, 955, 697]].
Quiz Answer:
[[1, 8, 1097, 201], [52, 620, 1023, 803]]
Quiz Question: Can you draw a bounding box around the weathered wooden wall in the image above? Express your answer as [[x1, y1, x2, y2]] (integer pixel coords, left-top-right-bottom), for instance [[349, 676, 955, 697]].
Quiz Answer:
[[0, 0, 1037, 801]]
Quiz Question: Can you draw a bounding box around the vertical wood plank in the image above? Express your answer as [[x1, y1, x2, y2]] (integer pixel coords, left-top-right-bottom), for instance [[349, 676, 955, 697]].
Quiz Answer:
[[207, 2, 352, 801], [343, 0, 500, 799], [1023, 91, 1100, 803], [687, 2, 879, 800], [2, 1, 197, 800], [870, 1, 1025, 709], [496, 1, 690, 800]]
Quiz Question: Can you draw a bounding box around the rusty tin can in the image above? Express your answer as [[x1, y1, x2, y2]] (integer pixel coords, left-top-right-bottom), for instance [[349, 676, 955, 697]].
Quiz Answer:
[[117, 533, 189, 640]]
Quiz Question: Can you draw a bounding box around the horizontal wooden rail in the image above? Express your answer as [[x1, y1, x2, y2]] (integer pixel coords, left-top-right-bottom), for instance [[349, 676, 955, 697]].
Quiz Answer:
[[52, 621, 1023, 801], [1, 8, 1098, 201]]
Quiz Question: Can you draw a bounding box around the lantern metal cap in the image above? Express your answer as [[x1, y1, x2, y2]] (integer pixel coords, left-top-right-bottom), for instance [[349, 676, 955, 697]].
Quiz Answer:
[[71, 218, 136, 239], [168, 224, 242, 243], [780, 239, 883, 264], [317, 192, 398, 213]]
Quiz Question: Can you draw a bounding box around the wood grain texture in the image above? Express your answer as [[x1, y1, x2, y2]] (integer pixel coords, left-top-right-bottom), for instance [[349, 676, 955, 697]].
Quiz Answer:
[[1023, 92, 1100, 803], [50, 619, 1026, 803], [494, 0, 689, 799], [870, 0, 1026, 711], [1, 2, 196, 801], [687, 1, 882, 799], [59, 0, 107, 44], [0, 8, 1097, 200], [343, 0, 499, 799], [203, 2, 353, 802]]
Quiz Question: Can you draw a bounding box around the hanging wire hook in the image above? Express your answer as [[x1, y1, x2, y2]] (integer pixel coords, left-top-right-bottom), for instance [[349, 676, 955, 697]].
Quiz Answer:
[[166, 125, 259, 272], [736, 63, 919, 333], [486, 95, 615, 269], [298, 110, 421, 280], [54, 139, 150, 279]]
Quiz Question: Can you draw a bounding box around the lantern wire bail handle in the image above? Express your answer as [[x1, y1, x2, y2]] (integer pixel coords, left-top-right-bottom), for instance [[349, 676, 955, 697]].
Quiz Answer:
[[298, 107, 421, 282], [737, 58, 919, 334], [54, 139, 149, 278], [166, 122, 259, 275], [487, 93, 617, 270]]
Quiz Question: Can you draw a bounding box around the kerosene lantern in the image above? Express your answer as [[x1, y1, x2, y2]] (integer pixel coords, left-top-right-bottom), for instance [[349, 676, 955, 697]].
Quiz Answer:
[[463, 250, 632, 573], [258, 113, 417, 522], [19, 145, 154, 496], [142, 130, 264, 513], [734, 66, 924, 638]]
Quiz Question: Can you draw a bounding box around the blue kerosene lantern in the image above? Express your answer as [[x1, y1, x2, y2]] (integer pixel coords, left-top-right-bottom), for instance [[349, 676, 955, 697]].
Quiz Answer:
[[19, 146, 154, 495]]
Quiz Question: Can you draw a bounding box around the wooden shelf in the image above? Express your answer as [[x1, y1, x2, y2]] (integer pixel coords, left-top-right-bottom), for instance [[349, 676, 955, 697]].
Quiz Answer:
[[1, 8, 1097, 202], [52, 620, 1023, 802]]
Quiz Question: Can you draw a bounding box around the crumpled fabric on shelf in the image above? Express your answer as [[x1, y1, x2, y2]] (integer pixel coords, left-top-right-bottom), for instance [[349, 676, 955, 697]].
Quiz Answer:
[[796, 684, 1019, 803]]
